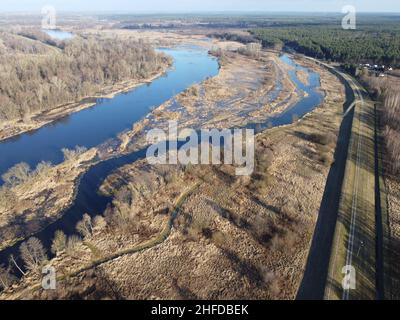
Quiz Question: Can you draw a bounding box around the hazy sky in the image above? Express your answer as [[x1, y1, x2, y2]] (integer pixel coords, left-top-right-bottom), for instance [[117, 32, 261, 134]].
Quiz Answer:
[[0, 0, 398, 13]]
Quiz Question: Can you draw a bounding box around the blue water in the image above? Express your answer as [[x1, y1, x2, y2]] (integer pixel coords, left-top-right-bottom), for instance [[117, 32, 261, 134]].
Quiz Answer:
[[0, 49, 219, 184], [248, 54, 323, 133], [43, 29, 74, 40]]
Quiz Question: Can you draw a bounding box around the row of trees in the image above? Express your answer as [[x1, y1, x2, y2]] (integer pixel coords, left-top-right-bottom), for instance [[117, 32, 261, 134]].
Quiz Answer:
[[0, 31, 52, 55], [0, 145, 86, 188], [1, 161, 52, 187], [382, 91, 400, 175], [252, 27, 400, 66], [0, 31, 171, 123], [361, 75, 400, 175], [210, 31, 257, 44]]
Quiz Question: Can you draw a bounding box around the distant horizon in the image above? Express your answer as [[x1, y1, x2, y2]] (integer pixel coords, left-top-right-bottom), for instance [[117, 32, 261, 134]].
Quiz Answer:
[[0, 0, 399, 14], [1, 10, 400, 15]]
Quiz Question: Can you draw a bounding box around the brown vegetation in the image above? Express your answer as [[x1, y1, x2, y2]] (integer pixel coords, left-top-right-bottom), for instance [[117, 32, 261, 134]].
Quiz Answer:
[[0, 147, 97, 251], [0, 30, 170, 125]]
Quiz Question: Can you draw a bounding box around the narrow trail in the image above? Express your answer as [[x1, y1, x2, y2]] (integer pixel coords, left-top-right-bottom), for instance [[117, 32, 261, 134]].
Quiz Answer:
[[4, 183, 200, 299]]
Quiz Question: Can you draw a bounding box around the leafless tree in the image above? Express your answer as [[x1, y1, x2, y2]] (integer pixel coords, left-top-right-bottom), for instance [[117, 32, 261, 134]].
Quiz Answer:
[[19, 237, 47, 274], [33, 161, 53, 177], [0, 32, 171, 124], [62, 146, 88, 161], [76, 213, 93, 238], [9, 255, 26, 276], [1, 162, 31, 187], [0, 264, 16, 290]]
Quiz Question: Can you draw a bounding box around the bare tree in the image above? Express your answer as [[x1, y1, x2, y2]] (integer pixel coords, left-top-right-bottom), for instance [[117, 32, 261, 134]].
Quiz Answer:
[[19, 237, 47, 274], [9, 255, 26, 277], [62, 146, 88, 161], [51, 230, 67, 256], [76, 213, 93, 238], [33, 161, 53, 177], [1, 162, 31, 187], [0, 264, 16, 290], [0, 32, 171, 124]]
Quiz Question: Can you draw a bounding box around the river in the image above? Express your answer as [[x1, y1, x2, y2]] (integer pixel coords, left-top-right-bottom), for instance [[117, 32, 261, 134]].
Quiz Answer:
[[0, 48, 219, 184], [0, 49, 323, 269]]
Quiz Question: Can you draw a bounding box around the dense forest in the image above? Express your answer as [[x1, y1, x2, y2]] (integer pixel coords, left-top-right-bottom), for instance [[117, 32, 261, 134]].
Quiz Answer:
[[252, 27, 400, 66], [0, 31, 171, 123]]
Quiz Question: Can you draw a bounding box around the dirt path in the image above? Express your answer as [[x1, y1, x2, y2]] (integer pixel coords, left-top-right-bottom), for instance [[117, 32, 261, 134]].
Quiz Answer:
[[2, 183, 200, 300]]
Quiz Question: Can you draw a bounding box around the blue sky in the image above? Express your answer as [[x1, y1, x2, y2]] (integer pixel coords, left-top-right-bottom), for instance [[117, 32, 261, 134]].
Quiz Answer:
[[0, 0, 398, 13]]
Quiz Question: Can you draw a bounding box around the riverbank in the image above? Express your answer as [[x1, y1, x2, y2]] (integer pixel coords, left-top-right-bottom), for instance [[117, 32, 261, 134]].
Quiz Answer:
[[115, 50, 305, 157], [0, 66, 170, 143], [0, 148, 98, 252]]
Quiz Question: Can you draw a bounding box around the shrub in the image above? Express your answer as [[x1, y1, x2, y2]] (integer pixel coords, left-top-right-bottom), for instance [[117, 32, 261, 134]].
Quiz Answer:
[[65, 235, 82, 256], [76, 214, 93, 238], [308, 132, 336, 146], [51, 230, 67, 256], [93, 215, 107, 231], [0, 187, 16, 211], [62, 146, 88, 161]]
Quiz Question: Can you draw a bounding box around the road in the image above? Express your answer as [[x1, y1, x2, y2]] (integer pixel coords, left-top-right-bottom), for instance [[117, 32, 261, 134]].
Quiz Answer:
[[297, 57, 387, 300]]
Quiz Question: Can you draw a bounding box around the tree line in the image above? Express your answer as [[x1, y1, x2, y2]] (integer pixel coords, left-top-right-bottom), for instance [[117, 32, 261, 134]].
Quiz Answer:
[[252, 27, 400, 66], [382, 91, 400, 175], [0, 31, 171, 123], [361, 75, 400, 175]]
